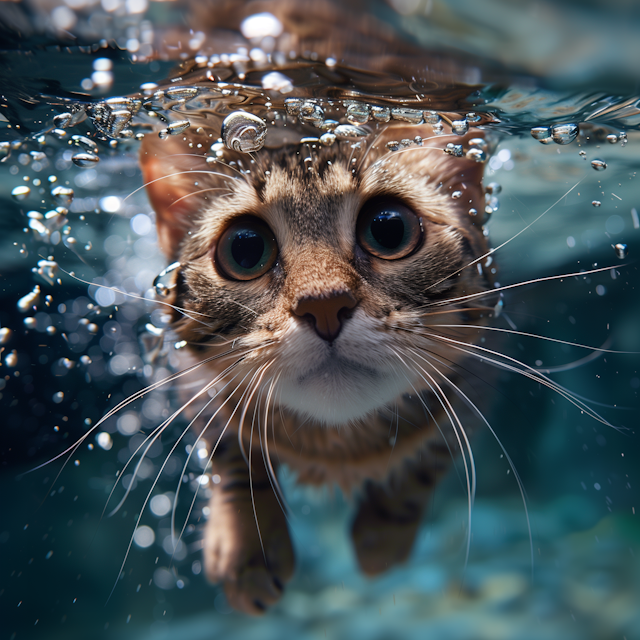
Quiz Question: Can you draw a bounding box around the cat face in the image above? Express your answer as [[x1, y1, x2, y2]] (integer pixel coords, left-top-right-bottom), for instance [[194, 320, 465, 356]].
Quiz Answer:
[[140, 123, 493, 426]]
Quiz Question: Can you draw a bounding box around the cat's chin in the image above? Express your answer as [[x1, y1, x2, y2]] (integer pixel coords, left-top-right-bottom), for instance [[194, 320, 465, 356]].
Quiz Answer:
[[276, 356, 410, 427]]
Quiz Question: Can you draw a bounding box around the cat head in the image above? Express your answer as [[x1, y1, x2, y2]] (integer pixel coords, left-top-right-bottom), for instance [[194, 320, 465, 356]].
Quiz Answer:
[[140, 122, 494, 426]]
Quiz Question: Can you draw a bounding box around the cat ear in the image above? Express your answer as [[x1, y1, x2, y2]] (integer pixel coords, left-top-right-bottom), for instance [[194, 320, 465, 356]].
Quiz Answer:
[[139, 133, 210, 260]]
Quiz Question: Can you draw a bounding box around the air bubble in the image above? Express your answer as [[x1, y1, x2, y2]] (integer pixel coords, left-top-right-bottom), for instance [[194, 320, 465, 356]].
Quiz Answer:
[[166, 120, 191, 136], [423, 111, 440, 125], [96, 432, 113, 451], [298, 102, 325, 127], [606, 134, 618, 144], [0, 328, 12, 344], [53, 391, 64, 403], [451, 191, 462, 199], [371, 106, 390, 122], [5, 350, 18, 367], [154, 262, 181, 297], [345, 102, 370, 125], [466, 148, 486, 163], [592, 200, 601, 207], [551, 123, 578, 145], [451, 119, 469, 135], [71, 135, 98, 152], [486, 182, 502, 195], [591, 159, 607, 171], [530, 126, 553, 144], [390, 107, 423, 124], [445, 143, 463, 157], [319, 132, 336, 146], [333, 124, 368, 139], [17, 286, 41, 313], [51, 186, 74, 206], [72, 153, 99, 167], [165, 87, 199, 101], [11, 186, 30, 201], [23, 317, 36, 330], [284, 98, 303, 116], [613, 243, 628, 259], [222, 112, 267, 153]]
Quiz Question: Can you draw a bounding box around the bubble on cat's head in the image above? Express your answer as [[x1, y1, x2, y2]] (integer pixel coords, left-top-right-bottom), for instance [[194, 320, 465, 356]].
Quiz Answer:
[[221, 111, 267, 153]]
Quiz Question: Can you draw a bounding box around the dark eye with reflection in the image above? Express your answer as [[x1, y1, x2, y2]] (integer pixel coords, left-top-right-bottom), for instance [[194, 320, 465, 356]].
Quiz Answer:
[[215, 217, 278, 280], [356, 199, 423, 259]]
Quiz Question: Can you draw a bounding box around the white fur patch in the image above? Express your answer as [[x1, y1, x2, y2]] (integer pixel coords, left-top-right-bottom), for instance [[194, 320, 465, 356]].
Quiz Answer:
[[275, 309, 416, 425]]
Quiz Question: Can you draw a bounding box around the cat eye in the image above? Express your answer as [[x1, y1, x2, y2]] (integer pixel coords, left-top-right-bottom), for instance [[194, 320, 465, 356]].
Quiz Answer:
[[356, 199, 423, 259], [214, 216, 278, 280]]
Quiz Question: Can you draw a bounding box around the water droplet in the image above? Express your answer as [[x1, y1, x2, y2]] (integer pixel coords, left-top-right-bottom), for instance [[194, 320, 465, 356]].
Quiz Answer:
[[261, 72, 293, 93], [72, 153, 99, 167], [591, 159, 607, 171], [468, 208, 478, 217], [606, 134, 618, 144], [23, 317, 36, 330], [422, 110, 440, 125], [165, 87, 199, 101], [71, 135, 98, 152], [174, 340, 187, 350], [36, 260, 59, 285], [466, 112, 481, 123], [96, 432, 113, 451], [284, 98, 303, 116], [80, 355, 92, 365], [451, 190, 462, 199], [53, 113, 72, 128], [345, 102, 370, 125], [46, 326, 56, 335], [17, 286, 41, 313], [444, 143, 463, 157], [11, 185, 30, 201], [530, 126, 553, 144], [53, 391, 64, 403], [613, 243, 628, 259], [0, 327, 12, 345], [465, 148, 486, 163], [451, 119, 469, 135], [165, 120, 191, 136], [486, 182, 502, 195], [222, 112, 267, 153], [87, 323, 98, 334], [371, 106, 390, 122], [159, 129, 169, 140], [390, 107, 423, 124], [333, 124, 368, 139], [298, 102, 325, 127], [468, 137, 487, 149], [319, 132, 336, 146], [551, 123, 578, 145], [592, 200, 601, 207], [154, 262, 181, 297], [5, 350, 18, 367], [579, 150, 586, 158], [51, 186, 74, 206]]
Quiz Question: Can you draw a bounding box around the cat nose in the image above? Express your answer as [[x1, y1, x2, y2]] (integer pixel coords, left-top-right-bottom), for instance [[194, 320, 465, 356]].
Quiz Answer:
[[292, 291, 357, 342]]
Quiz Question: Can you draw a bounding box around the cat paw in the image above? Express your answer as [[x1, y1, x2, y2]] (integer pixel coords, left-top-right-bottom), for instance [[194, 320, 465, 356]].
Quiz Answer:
[[351, 498, 422, 576], [203, 486, 294, 615]]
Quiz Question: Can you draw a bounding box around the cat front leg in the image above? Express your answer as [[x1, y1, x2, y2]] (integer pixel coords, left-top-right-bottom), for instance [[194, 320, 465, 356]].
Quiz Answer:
[[203, 436, 295, 614], [351, 452, 449, 576]]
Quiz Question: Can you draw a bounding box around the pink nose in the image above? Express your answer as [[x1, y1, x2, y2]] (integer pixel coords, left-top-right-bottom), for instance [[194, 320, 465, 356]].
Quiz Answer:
[[293, 291, 357, 342]]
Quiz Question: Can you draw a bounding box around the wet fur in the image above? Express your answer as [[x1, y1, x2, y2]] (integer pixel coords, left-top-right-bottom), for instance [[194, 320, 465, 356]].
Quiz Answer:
[[140, 123, 497, 613]]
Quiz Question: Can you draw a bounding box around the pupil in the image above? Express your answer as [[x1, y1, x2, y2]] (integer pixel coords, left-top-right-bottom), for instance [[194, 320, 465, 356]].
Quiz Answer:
[[231, 230, 265, 269], [371, 211, 405, 249]]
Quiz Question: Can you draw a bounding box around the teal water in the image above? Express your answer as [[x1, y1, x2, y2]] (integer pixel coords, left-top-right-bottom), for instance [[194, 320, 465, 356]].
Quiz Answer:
[[1, 1, 639, 639]]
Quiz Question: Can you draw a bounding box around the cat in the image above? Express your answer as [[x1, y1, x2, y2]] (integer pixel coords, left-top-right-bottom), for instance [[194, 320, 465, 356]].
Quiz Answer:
[[139, 119, 498, 614]]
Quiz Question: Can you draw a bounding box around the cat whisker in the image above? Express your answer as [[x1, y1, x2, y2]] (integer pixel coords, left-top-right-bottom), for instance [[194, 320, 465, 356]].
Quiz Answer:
[[409, 347, 534, 577], [424, 177, 586, 293], [429, 324, 634, 355], [123, 169, 240, 203], [105, 360, 250, 604], [417, 329, 619, 429], [169, 186, 235, 207], [398, 350, 477, 571], [419, 264, 622, 311], [58, 267, 217, 326]]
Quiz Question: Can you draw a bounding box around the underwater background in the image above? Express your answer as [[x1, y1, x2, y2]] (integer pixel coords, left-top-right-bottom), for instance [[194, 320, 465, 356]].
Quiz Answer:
[[1, 0, 639, 639]]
